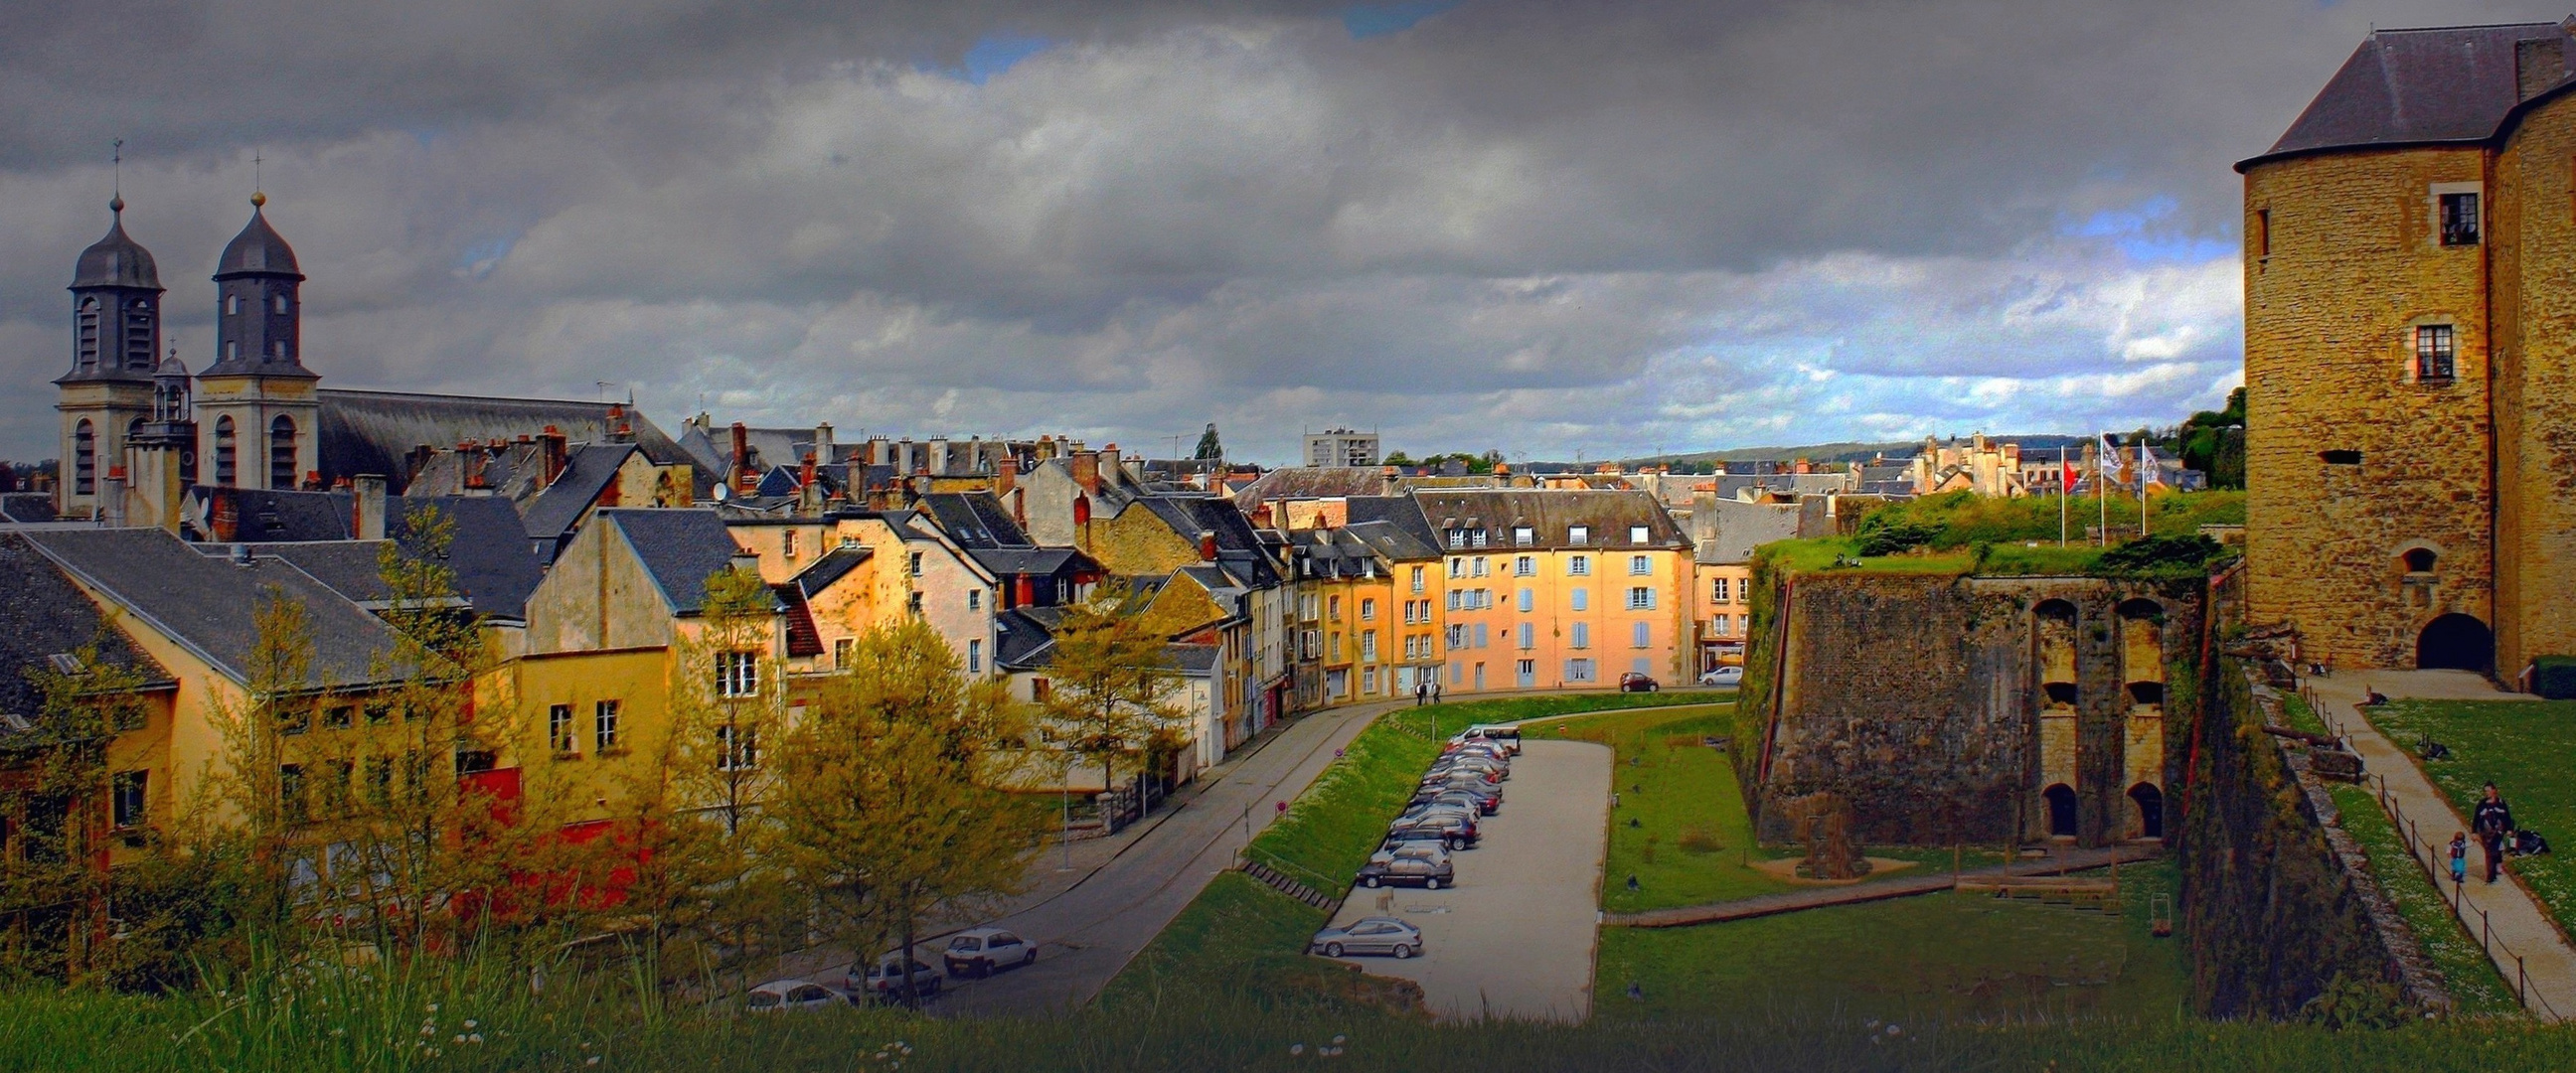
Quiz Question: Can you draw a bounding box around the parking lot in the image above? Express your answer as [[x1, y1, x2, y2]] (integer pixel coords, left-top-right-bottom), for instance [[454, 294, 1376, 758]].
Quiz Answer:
[[1319, 737, 1613, 1022]]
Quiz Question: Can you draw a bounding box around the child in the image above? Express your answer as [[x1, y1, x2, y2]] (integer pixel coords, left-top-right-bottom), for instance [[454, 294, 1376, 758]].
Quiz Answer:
[[2451, 831, 2470, 886]]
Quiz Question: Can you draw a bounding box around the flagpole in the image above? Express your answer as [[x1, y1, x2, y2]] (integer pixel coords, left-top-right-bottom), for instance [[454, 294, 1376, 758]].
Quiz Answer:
[[2058, 443, 2068, 547], [2138, 439, 2150, 538], [2097, 434, 2108, 547]]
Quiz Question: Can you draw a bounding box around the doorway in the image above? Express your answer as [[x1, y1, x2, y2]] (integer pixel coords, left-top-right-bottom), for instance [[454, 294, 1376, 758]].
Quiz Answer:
[[2417, 613, 2494, 672], [2042, 783, 2079, 839]]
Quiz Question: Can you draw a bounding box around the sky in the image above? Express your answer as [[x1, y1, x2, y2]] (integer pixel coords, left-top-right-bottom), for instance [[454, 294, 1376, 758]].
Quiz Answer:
[[0, 1, 2554, 465]]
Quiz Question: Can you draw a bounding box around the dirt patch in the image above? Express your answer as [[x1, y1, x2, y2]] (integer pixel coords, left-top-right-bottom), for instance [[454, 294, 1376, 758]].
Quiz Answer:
[[1749, 856, 1922, 886]]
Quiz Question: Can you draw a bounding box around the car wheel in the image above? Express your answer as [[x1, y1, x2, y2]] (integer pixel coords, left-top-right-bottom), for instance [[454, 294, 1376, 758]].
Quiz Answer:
[[975, 960, 991, 979], [1424, 877, 1441, 890], [1324, 942, 1345, 958], [1393, 944, 1414, 960], [1365, 876, 1382, 888], [1024, 949, 1037, 966]]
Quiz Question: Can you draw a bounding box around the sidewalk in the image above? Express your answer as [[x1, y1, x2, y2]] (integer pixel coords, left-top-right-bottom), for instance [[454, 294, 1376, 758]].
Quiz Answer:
[[1609, 843, 2162, 928], [2311, 671, 2575, 1020]]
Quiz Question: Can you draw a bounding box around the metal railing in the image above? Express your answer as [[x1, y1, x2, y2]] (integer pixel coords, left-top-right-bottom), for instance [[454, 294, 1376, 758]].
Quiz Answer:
[[2315, 696, 2563, 1020]]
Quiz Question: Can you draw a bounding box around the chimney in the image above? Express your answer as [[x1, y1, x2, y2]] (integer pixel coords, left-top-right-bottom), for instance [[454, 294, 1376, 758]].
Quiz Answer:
[[463, 445, 490, 491], [1199, 531, 1218, 561], [2520, 36, 2566, 101], [800, 451, 818, 491], [1071, 451, 1100, 495], [814, 422, 835, 466], [100, 465, 127, 528], [606, 402, 634, 444], [353, 474, 388, 540], [538, 425, 569, 486], [1380, 465, 1399, 497], [1100, 443, 1122, 484], [731, 422, 757, 494], [1793, 458, 1813, 475], [996, 455, 1019, 497]]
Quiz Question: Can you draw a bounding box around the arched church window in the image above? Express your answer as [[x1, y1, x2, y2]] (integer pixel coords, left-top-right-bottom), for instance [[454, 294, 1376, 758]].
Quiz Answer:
[[76, 298, 99, 370], [214, 416, 237, 487], [226, 294, 241, 316], [273, 292, 288, 315], [269, 415, 297, 489], [74, 420, 95, 495]]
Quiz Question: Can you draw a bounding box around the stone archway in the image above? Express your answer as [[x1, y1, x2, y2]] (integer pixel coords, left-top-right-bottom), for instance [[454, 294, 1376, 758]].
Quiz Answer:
[[2042, 783, 2079, 839], [2417, 613, 2493, 672], [2128, 782, 2164, 840]]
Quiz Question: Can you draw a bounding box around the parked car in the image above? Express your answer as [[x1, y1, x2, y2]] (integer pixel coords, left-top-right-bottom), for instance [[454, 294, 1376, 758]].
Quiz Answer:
[[848, 952, 942, 1002], [1417, 781, 1502, 811], [1698, 666, 1745, 688], [1359, 854, 1456, 889], [1411, 787, 1499, 815], [1620, 672, 1660, 692], [943, 928, 1036, 977], [1429, 749, 1508, 772], [1441, 741, 1511, 763], [1310, 917, 1425, 959], [1387, 811, 1478, 849], [745, 979, 854, 1012], [1426, 757, 1507, 782], [1452, 724, 1522, 755], [1381, 827, 1454, 854], [1368, 841, 1452, 868]]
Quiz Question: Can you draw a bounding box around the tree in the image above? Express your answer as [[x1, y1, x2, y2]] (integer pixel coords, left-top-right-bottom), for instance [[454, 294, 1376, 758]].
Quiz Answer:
[[1037, 583, 1185, 809], [1193, 422, 1223, 462], [1382, 451, 1414, 467], [770, 617, 1044, 1005], [0, 634, 153, 983]]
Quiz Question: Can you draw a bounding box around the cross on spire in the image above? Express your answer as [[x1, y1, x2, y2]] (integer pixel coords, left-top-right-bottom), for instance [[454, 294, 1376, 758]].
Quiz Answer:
[[110, 138, 124, 215]]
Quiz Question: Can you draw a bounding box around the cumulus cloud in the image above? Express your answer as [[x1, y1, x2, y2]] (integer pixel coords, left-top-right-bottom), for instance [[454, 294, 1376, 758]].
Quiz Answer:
[[0, 0, 2552, 461]]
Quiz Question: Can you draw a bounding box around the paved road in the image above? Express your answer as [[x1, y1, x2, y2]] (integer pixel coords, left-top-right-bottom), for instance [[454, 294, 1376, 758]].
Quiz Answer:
[[2313, 670, 2576, 1021], [1322, 738, 1612, 1023], [922, 699, 1407, 1015]]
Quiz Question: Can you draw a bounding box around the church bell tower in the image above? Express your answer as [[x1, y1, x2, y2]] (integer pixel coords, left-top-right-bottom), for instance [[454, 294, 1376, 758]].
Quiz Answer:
[[55, 194, 164, 519], [193, 192, 320, 492]]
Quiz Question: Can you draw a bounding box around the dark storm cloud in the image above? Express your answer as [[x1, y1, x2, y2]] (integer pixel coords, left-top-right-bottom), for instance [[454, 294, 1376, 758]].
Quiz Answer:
[[1, 1, 2555, 461]]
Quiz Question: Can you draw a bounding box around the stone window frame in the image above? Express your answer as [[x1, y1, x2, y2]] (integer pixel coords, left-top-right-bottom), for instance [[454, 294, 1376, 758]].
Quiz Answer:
[[2428, 181, 2483, 248], [2393, 539, 2443, 579], [2404, 316, 2458, 385]]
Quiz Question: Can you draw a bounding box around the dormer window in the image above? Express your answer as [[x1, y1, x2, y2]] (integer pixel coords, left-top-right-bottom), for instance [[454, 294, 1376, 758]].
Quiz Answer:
[[1568, 525, 1589, 545], [1629, 526, 1651, 545]]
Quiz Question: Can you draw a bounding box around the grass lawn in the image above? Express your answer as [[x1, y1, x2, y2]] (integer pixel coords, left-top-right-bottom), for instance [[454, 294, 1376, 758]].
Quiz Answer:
[[2366, 698, 2576, 940], [2281, 693, 2520, 1014], [1597, 860, 2190, 1026]]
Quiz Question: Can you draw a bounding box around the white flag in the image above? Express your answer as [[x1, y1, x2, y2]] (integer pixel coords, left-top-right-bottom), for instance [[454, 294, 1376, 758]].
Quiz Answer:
[[2098, 434, 2121, 476]]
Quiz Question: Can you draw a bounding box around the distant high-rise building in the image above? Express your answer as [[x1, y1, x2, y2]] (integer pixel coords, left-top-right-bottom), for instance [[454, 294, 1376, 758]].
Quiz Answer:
[[1304, 428, 1378, 468]]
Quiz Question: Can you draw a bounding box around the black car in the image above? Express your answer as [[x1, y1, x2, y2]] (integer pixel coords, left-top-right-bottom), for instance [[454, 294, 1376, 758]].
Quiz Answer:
[[1411, 787, 1500, 815], [1386, 812, 1479, 850], [1621, 672, 1660, 692], [1357, 855, 1455, 890]]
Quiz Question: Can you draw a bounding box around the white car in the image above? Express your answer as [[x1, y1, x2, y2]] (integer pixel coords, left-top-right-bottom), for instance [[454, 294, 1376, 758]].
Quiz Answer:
[[1368, 842, 1452, 868], [944, 927, 1037, 977], [849, 952, 943, 1002], [745, 979, 853, 1012], [1698, 666, 1745, 688]]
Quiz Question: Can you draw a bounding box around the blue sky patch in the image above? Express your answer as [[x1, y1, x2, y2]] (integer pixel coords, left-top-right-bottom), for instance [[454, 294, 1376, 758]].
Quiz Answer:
[[2062, 195, 2233, 263], [953, 35, 1051, 83], [1344, 1, 1460, 40]]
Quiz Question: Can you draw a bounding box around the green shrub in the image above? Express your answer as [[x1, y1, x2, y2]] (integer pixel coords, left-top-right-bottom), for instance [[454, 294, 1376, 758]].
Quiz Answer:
[[2533, 656, 2576, 700]]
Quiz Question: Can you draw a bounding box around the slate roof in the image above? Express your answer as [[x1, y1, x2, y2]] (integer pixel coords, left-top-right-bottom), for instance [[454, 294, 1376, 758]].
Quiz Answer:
[[1407, 489, 1690, 550], [916, 493, 1029, 548], [598, 509, 753, 616], [214, 206, 302, 280], [73, 209, 161, 290], [385, 495, 544, 620], [313, 388, 700, 495], [1229, 467, 1396, 511], [0, 494, 59, 524], [0, 534, 175, 730], [26, 528, 420, 690], [1344, 496, 1441, 548], [792, 544, 874, 599], [993, 607, 1057, 669], [966, 546, 1093, 578], [197, 488, 355, 542], [1137, 496, 1281, 587], [1167, 643, 1221, 675], [2244, 23, 2576, 169], [522, 442, 636, 543], [199, 540, 399, 604]]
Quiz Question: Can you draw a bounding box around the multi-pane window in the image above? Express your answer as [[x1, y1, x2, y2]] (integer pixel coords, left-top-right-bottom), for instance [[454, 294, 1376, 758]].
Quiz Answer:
[[717, 724, 759, 771], [716, 651, 760, 697], [1330, 595, 1343, 619], [1517, 659, 1535, 684], [2416, 325, 2456, 382], [1411, 565, 1426, 594], [2440, 192, 2481, 246], [280, 764, 308, 824], [1630, 555, 1652, 575], [325, 704, 355, 730], [1514, 526, 1533, 545], [968, 588, 981, 611], [907, 591, 924, 614], [968, 639, 983, 674], [1469, 529, 1489, 548], [783, 531, 798, 558], [1566, 658, 1596, 682], [595, 699, 622, 753], [1515, 555, 1535, 576], [112, 771, 146, 829], [1362, 631, 1378, 662], [550, 703, 577, 754], [1568, 555, 1590, 576], [1361, 598, 1376, 622], [1716, 614, 1732, 636], [908, 551, 924, 576], [1711, 577, 1730, 603], [1628, 586, 1656, 610], [1447, 530, 1467, 549], [835, 638, 855, 668], [1472, 557, 1489, 577]]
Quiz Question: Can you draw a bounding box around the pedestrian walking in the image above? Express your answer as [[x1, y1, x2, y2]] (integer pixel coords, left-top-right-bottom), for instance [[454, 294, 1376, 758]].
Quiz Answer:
[[2475, 783, 2516, 883], [1414, 681, 1427, 707], [2450, 831, 2470, 886], [1432, 682, 1442, 704]]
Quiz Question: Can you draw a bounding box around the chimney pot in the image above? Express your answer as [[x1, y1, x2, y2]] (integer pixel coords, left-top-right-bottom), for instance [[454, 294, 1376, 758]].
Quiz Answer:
[[354, 475, 389, 540]]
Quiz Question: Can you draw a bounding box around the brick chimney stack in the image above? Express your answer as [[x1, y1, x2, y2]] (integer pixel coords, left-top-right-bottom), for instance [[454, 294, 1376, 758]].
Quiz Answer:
[[996, 455, 1018, 497], [1199, 531, 1218, 561], [731, 423, 757, 494], [800, 451, 818, 491], [538, 425, 569, 486], [1071, 451, 1100, 495], [1100, 443, 1122, 485], [814, 422, 835, 468]]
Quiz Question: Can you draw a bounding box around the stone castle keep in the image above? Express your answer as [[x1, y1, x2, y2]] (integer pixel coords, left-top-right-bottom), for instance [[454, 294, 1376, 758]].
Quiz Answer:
[[1743, 573, 2201, 849], [2242, 20, 2576, 682]]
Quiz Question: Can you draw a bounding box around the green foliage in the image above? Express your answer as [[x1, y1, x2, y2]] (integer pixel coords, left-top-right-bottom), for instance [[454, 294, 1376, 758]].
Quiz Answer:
[[2093, 534, 2228, 578], [2368, 698, 2576, 944], [2325, 782, 2521, 1015], [2531, 656, 2576, 700], [1853, 519, 1937, 556], [1039, 580, 1186, 791], [1524, 705, 1790, 911]]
